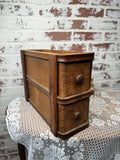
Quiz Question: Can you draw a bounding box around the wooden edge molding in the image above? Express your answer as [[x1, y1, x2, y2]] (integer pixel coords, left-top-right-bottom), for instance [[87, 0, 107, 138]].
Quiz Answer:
[[58, 121, 89, 140], [26, 76, 49, 96], [57, 54, 94, 63], [23, 51, 49, 60], [21, 49, 94, 56], [49, 55, 58, 136], [57, 88, 93, 105], [21, 50, 29, 101]]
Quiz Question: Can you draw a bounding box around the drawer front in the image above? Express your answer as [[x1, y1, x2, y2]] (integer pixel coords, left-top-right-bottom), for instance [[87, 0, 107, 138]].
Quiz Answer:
[[58, 61, 92, 98], [58, 98, 89, 133]]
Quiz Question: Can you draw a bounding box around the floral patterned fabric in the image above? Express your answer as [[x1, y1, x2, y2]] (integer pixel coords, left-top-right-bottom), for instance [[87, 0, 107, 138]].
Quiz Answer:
[[6, 91, 120, 160]]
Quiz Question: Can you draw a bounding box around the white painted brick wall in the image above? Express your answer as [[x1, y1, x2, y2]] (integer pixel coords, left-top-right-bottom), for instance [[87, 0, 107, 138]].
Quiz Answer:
[[0, 0, 120, 159]]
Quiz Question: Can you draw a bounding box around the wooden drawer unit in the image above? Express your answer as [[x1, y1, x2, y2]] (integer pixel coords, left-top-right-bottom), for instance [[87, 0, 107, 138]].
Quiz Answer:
[[21, 49, 94, 139]]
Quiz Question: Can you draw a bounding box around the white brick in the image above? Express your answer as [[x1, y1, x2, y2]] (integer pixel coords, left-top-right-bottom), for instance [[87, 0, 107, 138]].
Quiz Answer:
[[0, 86, 24, 97], [25, 0, 84, 4], [92, 71, 120, 81], [0, 44, 23, 54], [0, 31, 62, 42], [0, 17, 20, 29], [0, 97, 17, 107], [93, 80, 112, 89], [0, 17, 38, 29], [0, 0, 24, 2], [25, 0, 88, 5], [23, 42, 57, 50], [3, 18, 86, 30], [17, 17, 38, 29], [101, 52, 120, 62], [93, 62, 113, 71], [38, 6, 72, 17], [37, 18, 58, 30], [0, 108, 6, 116], [110, 71, 120, 79], [113, 61, 120, 71], [0, 55, 21, 66], [1, 4, 35, 16], [0, 17, 72, 30], [89, 20, 117, 30], [93, 52, 102, 62], [0, 77, 23, 87], [89, 43, 115, 52], [111, 80, 120, 89], [25, 0, 53, 4], [104, 32, 118, 41], [106, 9, 120, 19], [0, 31, 25, 42], [0, 116, 6, 124], [91, 0, 120, 7], [0, 66, 22, 77]]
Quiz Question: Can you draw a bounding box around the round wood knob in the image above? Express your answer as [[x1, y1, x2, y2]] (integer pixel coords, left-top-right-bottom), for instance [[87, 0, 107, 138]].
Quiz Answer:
[[75, 112, 82, 120], [76, 74, 84, 84]]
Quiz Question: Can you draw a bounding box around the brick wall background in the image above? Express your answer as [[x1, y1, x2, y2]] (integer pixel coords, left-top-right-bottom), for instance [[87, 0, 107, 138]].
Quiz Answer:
[[0, 0, 120, 159]]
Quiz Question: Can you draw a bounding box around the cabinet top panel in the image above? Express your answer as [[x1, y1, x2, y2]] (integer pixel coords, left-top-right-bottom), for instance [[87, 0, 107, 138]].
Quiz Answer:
[[21, 49, 94, 62]]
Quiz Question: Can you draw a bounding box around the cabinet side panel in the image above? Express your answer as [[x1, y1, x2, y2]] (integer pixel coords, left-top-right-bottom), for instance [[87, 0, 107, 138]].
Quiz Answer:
[[28, 82, 50, 124], [25, 55, 49, 90]]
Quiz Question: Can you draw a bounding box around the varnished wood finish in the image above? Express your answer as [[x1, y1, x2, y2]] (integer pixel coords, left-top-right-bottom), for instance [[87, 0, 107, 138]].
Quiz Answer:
[[21, 49, 94, 139], [58, 61, 91, 97], [58, 98, 89, 133], [5, 106, 8, 116], [57, 88, 92, 105], [26, 76, 49, 96], [17, 143, 26, 160], [49, 55, 58, 136], [25, 55, 49, 89], [28, 81, 50, 124], [21, 50, 29, 101], [24, 51, 49, 60], [58, 122, 89, 140], [57, 54, 94, 62]]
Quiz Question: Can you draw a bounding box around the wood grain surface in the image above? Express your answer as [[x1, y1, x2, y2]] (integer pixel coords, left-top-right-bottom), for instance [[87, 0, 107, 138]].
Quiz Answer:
[[49, 55, 58, 136], [28, 81, 50, 124], [58, 61, 92, 97], [25, 55, 49, 89], [58, 98, 89, 133], [21, 49, 94, 139]]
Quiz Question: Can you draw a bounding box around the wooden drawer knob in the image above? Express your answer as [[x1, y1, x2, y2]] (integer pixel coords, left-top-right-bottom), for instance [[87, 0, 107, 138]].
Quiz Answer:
[[76, 74, 84, 84], [75, 112, 82, 120]]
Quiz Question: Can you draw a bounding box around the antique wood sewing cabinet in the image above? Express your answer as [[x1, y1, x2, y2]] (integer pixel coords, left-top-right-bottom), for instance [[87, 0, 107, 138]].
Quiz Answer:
[[21, 49, 94, 139]]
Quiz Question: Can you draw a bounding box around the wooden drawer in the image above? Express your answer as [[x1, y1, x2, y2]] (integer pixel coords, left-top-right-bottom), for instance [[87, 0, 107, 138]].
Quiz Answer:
[[58, 61, 91, 97], [21, 49, 94, 139], [58, 98, 89, 134]]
